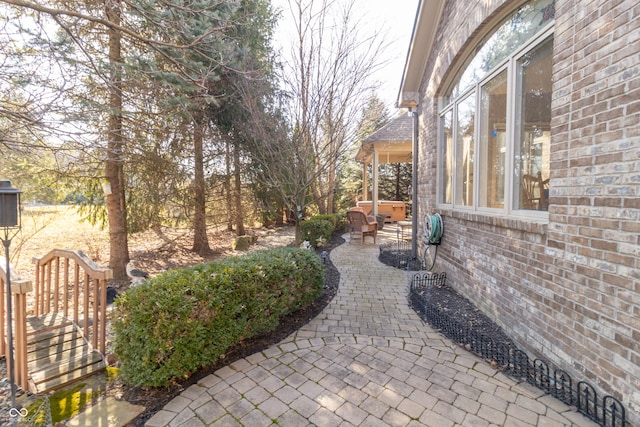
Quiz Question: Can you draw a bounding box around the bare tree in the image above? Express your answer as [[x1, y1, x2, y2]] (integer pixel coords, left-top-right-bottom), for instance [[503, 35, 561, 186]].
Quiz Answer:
[[279, 0, 387, 215]]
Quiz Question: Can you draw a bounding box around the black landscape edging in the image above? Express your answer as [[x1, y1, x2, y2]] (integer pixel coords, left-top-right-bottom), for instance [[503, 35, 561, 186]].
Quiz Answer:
[[408, 272, 628, 427]]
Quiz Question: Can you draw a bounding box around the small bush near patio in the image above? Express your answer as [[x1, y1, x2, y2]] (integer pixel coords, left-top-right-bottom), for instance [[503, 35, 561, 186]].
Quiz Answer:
[[301, 218, 334, 247], [309, 213, 348, 234], [112, 247, 325, 388], [310, 214, 341, 228]]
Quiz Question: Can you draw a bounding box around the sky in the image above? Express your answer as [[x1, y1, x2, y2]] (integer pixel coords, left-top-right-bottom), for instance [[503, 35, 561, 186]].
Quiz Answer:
[[271, 0, 420, 111]]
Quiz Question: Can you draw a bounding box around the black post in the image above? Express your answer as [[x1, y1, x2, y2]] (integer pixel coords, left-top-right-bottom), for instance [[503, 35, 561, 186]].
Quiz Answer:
[[3, 236, 17, 412], [0, 180, 22, 425]]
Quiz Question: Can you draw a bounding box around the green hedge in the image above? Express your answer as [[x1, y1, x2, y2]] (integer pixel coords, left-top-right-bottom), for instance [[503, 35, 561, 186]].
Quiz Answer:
[[300, 218, 334, 247], [334, 213, 348, 232], [113, 247, 325, 387], [313, 213, 347, 230], [310, 214, 338, 227]]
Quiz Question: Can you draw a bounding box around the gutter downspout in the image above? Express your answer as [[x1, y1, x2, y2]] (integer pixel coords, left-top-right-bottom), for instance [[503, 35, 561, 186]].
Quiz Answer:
[[410, 109, 418, 259]]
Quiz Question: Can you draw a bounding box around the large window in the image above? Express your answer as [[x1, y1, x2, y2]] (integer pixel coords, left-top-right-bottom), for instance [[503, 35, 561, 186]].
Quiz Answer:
[[439, 0, 554, 215]]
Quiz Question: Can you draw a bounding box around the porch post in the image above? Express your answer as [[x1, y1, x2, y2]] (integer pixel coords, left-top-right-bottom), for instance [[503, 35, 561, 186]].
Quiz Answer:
[[362, 162, 369, 201], [411, 110, 418, 258], [372, 149, 379, 216]]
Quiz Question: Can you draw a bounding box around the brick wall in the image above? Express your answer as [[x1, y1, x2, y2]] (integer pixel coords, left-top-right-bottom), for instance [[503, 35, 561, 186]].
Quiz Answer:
[[415, 0, 640, 423]]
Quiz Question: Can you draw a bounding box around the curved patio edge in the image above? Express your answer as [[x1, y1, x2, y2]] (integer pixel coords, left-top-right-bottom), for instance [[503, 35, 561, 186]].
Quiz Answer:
[[146, 229, 598, 427]]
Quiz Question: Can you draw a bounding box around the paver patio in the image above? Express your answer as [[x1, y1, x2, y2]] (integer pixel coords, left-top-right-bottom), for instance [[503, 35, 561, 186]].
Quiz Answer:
[[146, 229, 597, 427]]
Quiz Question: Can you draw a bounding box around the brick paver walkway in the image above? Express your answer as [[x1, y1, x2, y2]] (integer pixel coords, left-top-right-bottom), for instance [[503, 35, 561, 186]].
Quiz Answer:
[[146, 229, 597, 427]]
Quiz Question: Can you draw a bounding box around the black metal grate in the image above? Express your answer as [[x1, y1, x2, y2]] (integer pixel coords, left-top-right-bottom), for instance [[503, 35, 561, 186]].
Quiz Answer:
[[409, 274, 628, 427], [379, 241, 424, 270]]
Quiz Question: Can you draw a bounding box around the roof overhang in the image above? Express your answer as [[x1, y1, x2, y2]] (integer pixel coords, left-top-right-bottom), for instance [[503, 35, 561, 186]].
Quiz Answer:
[[396, 0, 446, 109], [355, 115, 414, 164], [355, 141, 413, 165]]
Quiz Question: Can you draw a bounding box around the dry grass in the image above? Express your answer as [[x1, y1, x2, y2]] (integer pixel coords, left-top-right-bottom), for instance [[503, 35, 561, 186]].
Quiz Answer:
[[10, 205, 295, 286], [11, 205, 110, 281]]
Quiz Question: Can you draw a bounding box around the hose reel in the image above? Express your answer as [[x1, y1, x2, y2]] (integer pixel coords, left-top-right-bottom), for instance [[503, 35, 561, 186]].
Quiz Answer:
[[422, 213, 444, 270], [423, 213, 443, 245]]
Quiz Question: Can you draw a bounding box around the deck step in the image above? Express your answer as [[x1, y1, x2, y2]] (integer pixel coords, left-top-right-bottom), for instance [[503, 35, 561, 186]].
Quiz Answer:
[[27, 324, 78, 346], [26, 312, 73, 335], [28, 336, 87, 368], [29, 351, 105, 393], [24, 313, 106, 394]]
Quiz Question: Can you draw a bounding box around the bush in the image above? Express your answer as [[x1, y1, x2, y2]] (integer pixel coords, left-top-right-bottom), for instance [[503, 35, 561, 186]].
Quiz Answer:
[[113, 247, 325, 387], [333, 213, 348, 232], [315, 213, 347, 232], [311, 214, 338, 227], [300, 218, 334, 247]]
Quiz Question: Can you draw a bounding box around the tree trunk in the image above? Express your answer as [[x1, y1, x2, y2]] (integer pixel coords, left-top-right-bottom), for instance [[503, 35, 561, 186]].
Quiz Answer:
[[275, 203, 284, 226], [191, 110, 211, 255], [225, 139, 234, 232], [326, 156, 336, 214], [233, 144, 245, 236], [105, 0, 129, 280], [293, 197, 304, 245], [312, 181, 327, 215]]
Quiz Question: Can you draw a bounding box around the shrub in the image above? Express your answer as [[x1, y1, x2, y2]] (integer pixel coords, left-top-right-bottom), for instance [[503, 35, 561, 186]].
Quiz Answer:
[[311, 214, 338, 227], [333, 213, 348, 232], [315, 213, 347, 232], [300, 218, 334, 247], [113, 247, 325, 387]]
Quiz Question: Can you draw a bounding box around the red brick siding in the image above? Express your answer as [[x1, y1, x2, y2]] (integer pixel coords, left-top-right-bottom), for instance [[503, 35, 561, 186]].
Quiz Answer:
[[415, 0, 640, 423]]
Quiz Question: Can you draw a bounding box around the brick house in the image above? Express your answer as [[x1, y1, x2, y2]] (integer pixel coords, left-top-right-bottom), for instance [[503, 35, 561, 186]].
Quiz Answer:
[[398, 0, 640, 423]]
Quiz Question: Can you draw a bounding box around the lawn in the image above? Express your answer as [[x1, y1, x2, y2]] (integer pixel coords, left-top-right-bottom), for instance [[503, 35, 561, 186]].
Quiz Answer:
[[9, 204, 280, 285], [10, 205, 109, 280]]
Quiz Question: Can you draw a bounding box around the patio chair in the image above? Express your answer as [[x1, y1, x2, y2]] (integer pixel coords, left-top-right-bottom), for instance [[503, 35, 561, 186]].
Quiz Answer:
[[347, 209, 378, 243], [521, 172, 548, 210]]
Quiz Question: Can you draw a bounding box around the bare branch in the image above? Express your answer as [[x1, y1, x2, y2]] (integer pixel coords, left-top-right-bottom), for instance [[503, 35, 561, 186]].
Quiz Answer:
[[2, 0, 232, 50]]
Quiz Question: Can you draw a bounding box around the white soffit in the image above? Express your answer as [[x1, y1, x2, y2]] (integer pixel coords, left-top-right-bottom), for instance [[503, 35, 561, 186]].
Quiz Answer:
[[397, 0, 446, 108]]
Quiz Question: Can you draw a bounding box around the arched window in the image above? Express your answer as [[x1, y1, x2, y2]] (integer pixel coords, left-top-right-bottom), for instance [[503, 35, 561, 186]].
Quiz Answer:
[[439, 0, 555, 216]]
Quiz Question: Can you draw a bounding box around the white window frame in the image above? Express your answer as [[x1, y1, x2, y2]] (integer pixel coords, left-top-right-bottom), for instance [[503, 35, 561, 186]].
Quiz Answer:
[[437, 25, 554, 222]]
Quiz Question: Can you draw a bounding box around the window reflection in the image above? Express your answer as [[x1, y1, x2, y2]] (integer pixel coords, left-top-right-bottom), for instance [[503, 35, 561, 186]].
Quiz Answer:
[[456, 95, 475, 206], [449, 0, 555, 101], [441, 111, 453, 204], [515, 37, 552, 211], [479, 70, 507, 209]]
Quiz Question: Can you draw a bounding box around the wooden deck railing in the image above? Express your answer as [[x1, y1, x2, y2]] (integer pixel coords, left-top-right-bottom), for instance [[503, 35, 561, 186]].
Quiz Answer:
[[33, 250, 113, 355], [0, 261, 32, 391], [2, 250, 111, 392]]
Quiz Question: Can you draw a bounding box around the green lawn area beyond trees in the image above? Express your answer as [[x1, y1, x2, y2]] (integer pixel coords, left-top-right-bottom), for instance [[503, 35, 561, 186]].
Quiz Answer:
[[1, 0, 411, 280]]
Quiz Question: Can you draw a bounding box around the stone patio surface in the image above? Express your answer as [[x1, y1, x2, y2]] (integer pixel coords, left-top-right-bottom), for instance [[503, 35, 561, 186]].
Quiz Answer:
[[146, 229, 597, 427]]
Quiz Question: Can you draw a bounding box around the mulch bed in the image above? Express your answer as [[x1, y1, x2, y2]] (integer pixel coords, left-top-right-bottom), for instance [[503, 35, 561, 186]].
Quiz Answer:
[[409, 278, 518, 361], [377, 247, 518, 357], [406, 272, 629, 427], [121, 233, 344, 426]]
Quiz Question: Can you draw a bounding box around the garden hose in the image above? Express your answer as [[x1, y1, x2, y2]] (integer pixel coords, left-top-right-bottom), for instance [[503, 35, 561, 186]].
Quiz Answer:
[[424, 213, 443, 244]]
